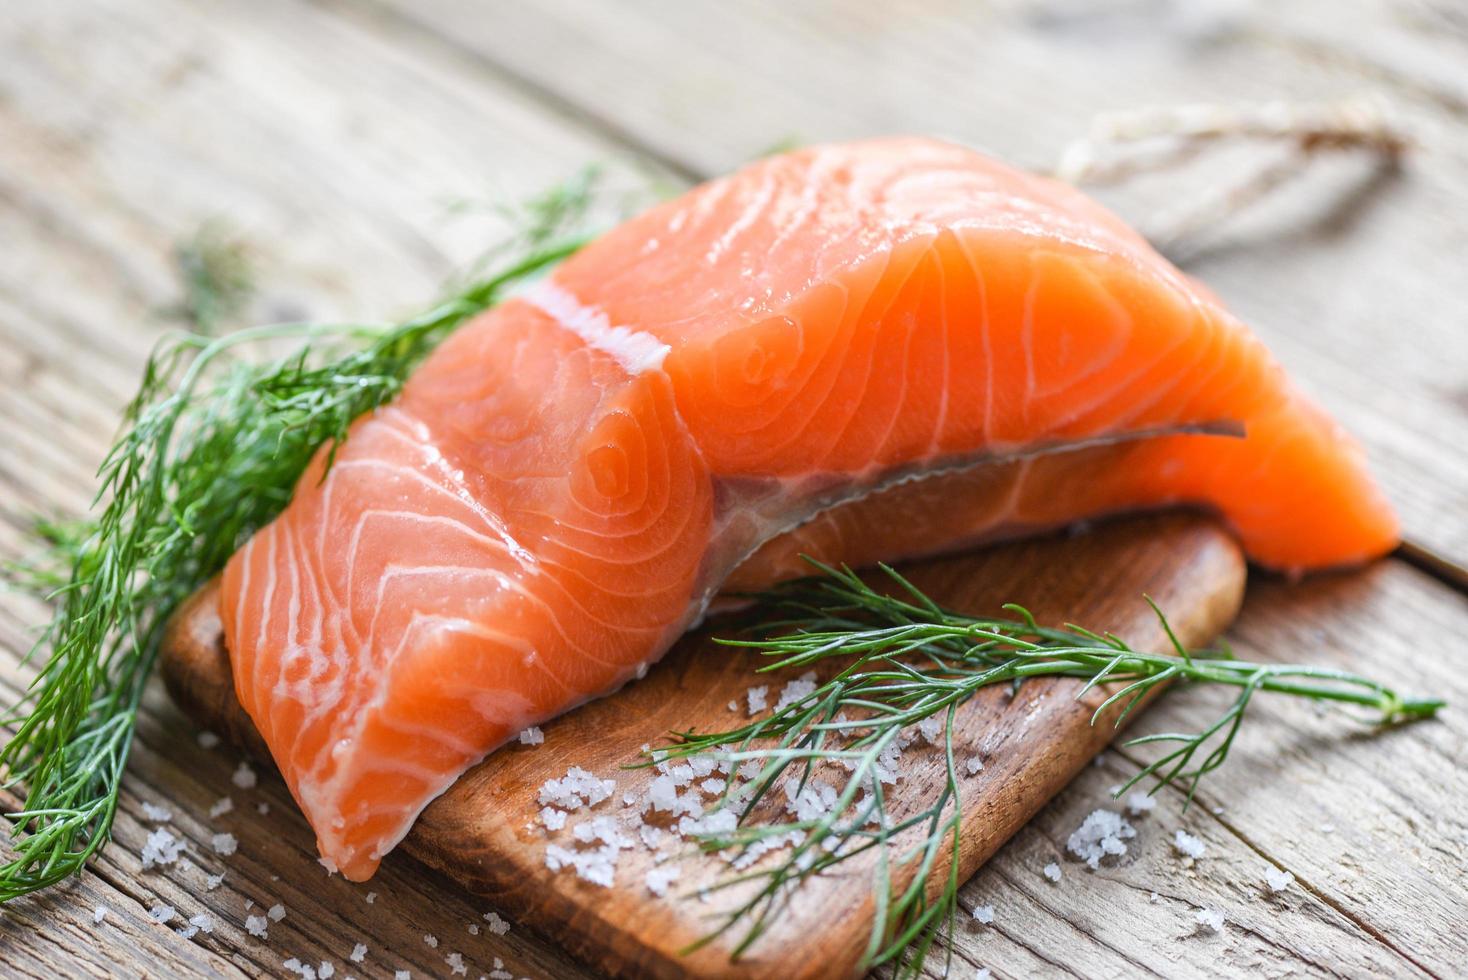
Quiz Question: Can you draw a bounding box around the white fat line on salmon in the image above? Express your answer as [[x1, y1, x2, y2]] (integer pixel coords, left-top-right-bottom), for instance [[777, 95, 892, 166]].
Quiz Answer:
[[688, 418, 1245, 626], [522, 280, 671, 375]]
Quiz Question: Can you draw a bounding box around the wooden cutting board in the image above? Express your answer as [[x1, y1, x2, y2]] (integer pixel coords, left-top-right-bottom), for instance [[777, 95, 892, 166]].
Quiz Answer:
[[160, 513, 1245, 979]]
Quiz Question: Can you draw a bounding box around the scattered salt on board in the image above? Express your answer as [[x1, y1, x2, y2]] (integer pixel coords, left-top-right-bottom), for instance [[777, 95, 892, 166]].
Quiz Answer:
[[141, 827, 185, 869], [1194, 907, 1225, 932], [1173, 829, 1207, 860], [232, 761, 257, 789], [1124, 792, 1156, 815], [1066, 809, 1136, 869], [646, 864, 681, 897], [1265, 866, 1295, 893]]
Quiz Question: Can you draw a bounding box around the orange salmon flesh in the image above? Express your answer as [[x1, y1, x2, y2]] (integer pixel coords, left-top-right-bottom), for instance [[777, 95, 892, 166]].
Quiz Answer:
[[219, 138, 1397, 879]]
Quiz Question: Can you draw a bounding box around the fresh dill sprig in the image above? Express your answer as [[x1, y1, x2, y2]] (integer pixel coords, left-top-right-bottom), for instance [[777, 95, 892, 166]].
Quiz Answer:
[[0, 176, 602, 902], [657, 561, 1441, 978]]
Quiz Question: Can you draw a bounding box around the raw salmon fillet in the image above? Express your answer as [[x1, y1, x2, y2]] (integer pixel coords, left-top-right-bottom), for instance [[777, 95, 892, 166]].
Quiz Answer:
[[219, 138, 1397, 879]]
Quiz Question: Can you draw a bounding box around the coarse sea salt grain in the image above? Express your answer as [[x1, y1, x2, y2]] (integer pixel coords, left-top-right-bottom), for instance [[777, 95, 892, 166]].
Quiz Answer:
[[189, 913, 214, 934], [647, 774, 679, 812], [918, 715, 944, 745], [319, 963, 335, 979], [1194, 907, 1225, 933], [395, 971, 411, 980], [196, 730, 220, 750], [211, 832, 238, 856], [970, 904, 995, 925], [1124, 792, 1156, 816], [206, 873, 225, 890], [149, 904, 176, 924], [245, 914, 268, 938], [646, 864, 681, 897], [210, 796, 235, 818], [483, 910, 511, 935], [423, 933, 438, 948], [1043, 862, 1062, 883], [1173, 830, 1207, 860], [746, 685, 769, 714], [350, 943, 367, 962], [141, 802, 172, 822], [92, 906, 108, 924], [518, 727, 544, 746], [774, 672, 818, 712], [257, 802, 271, 815], [540, 807, 568, 831], [232, 762, 257, 789], [537, 766, 616, 810], [141, 827, 185, 869], [1265, 867, 1295, 893], [267, 903, 286, 922], [365, 891, 377, 904], [965, 756, 984, 775], [1066, 809, 1136, 870], [445, 950, 467, 975]]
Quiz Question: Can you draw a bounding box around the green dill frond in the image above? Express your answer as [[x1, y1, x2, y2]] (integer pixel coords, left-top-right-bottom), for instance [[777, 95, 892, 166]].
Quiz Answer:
[[0, 174, 602, 902], [655, 562, 1441, 977]]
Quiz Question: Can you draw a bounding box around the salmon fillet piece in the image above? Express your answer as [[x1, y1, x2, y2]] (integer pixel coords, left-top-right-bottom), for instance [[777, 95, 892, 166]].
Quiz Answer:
[[220, 138, 1397, 879]]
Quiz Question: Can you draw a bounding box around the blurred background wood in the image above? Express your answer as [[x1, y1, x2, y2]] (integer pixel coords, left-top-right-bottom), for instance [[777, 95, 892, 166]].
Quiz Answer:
[[1, 0, 1465, 977]]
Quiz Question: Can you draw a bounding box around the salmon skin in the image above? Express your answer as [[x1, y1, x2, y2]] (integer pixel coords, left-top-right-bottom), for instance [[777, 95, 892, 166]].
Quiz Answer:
[[219, 138, 1397, 880]]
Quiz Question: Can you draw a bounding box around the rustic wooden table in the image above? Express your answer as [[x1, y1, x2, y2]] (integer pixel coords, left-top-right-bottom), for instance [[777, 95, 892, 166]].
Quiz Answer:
[[2, 2, 1465, 978]]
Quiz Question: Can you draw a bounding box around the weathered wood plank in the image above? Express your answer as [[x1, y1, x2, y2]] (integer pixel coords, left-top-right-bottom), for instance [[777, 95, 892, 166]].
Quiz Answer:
[[157, 515, 1245, 979], [362, 0, 1468, 573], [0, 0, 1463, 977], [948, 559, 1468, 977]]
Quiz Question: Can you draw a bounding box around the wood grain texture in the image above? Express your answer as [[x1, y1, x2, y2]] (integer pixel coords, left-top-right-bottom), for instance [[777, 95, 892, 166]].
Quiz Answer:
[[1, 0, 1465, 977], [159, 515, 1245, 979], [361, 0, 1468, 575]]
